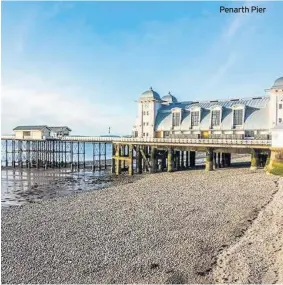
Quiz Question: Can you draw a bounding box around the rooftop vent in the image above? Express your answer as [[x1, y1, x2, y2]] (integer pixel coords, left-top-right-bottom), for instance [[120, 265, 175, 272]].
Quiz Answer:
[[252, 97, 262, 99], [192, 101, 199, 104], [230, 99, 239, 101], [210, 100, 219, 103]]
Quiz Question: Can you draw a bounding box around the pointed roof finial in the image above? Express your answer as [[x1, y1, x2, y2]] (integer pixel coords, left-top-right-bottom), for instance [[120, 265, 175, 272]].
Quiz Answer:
[[150, 86, 153, 91]]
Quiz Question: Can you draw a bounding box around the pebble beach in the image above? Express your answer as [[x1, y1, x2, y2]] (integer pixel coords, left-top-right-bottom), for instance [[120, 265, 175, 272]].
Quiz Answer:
[[1, 167, 283, 284]]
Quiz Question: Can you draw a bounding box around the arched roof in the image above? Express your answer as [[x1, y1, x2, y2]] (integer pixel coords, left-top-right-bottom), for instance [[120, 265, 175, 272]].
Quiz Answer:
[[162, 92, 178, 103], [271, 77, 283, 89], [140, 87, 161, 100]]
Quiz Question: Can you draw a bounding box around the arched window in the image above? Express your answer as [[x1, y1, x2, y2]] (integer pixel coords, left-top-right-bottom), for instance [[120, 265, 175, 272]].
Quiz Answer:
[[209, 105, 222, 128], [171, 108, 182, 127], [187, 106, 201, 128], [231, 104, 245, 128]]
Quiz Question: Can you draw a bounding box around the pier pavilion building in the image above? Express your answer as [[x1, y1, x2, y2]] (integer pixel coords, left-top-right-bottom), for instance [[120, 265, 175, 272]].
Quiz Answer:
[[132, 77, 283, 140]]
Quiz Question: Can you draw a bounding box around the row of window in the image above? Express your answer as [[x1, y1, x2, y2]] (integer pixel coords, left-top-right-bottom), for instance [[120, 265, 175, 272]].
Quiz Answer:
[[143, 111, 150, 115], [172, 109, 244, 127], [143, 133, 149, 136], [143, 122, 149, 126]]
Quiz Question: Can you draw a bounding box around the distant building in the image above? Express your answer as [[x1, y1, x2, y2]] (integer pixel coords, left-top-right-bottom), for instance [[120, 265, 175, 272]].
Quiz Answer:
[[13, 125, 72, 139], [13, 126, 51, 140], [132, 77, 283, 140], [49, 126, 72, 138]]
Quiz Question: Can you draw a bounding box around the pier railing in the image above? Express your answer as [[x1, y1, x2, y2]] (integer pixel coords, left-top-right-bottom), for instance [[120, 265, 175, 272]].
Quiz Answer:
[[1, 135, 271, 146], [61, 136, 271, 146]]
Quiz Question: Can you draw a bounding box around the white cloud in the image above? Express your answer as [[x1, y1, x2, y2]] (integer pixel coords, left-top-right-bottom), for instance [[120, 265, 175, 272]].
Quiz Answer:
[[1, 74, 134, 136]]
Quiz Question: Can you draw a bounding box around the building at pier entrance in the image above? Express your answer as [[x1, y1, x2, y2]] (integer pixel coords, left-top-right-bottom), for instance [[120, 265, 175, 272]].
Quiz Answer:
[[132, 77, 283, 140], [13, 125, 72, 139]]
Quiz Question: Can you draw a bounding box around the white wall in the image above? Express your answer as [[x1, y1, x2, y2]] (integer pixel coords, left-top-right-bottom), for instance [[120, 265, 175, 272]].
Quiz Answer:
[[136, 99, 161, 138], [272, 130, 283, 148], [14, 129, 50, 139], [268, 89, 283, 128]]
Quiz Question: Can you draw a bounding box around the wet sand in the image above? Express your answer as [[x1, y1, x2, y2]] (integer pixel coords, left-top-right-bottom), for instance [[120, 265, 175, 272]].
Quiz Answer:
[[1, 166, 281, 284], [1, 168, 141, 208], [1, 152, 209, 208]]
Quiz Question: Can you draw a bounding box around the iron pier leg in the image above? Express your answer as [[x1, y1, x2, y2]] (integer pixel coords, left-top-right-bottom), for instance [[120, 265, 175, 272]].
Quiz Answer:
[[83, 142, 86, 169], [251, 149, 260, 170], [19, 140, 23, 168], [150, 147, 157, 173], [213, 152, 217, 169], [128, 144, 133, 176], [218, 153, 221, 168], [221, 153, 225, 168], [181, 151, 184, 169], [115, 144, 121, 175], [111, 143, 115, 174], [70, 142, 73, 169], [77, 142, 80, 171], [104, 142, 107, 170], [5, 140, 8, 167], [99, 143, 101, 171], [167, 148, 174, 172], [190, 151, 196, 167], [12, 140, 15, 168], [92, 143, 96, 172], [136, 145, 142, 174], [205, 149, 213, 171]]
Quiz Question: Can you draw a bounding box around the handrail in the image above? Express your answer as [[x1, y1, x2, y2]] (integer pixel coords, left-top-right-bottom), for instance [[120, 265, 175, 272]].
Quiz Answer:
[[1, 135, 272, 146]]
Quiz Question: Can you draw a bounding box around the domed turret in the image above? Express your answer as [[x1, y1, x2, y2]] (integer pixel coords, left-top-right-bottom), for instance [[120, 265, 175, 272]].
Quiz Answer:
[[140, 87, 161, 100], [162, 92, 178, 104], [271, 77, 283, 89]]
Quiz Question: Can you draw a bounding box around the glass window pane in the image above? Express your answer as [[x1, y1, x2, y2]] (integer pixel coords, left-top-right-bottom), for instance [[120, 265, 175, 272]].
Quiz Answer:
[[233, 109, 243, 125], [191, 111, 199, 126], [211, 110, 220, 126]]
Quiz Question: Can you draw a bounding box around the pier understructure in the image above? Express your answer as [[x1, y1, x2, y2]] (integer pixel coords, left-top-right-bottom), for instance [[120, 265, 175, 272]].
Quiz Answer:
[[1, 136, 276, 175], [112, 142, 270, 175]]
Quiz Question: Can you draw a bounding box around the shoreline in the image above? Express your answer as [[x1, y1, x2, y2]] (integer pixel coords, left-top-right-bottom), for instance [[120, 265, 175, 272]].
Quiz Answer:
[[1, 153, 251, 208], [1, 168, 144, 209], [1, 167, 281, 284], [212, 177, 283, 283]]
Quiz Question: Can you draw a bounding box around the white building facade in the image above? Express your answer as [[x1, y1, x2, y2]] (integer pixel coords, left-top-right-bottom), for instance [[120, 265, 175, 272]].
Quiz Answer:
[[132, 77, 283, 145]]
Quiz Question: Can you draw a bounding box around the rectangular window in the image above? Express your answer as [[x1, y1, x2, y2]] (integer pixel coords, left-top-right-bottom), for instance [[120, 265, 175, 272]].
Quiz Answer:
[[143, 133, 145, 136], [23, 131, 31, 136], [147, 111, 149, 115], [146, 122, 149, 126], [279, 118, 282, 123], [233, 109, 243, 125], [191, 111, 199, 126], [279, 104, 282, 109], [172, 112, 181, 127], [211, 110, 220, 126]]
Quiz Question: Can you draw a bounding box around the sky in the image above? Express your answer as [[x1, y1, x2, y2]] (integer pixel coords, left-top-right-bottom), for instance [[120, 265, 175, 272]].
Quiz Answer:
[[1, 1, 283, 136]]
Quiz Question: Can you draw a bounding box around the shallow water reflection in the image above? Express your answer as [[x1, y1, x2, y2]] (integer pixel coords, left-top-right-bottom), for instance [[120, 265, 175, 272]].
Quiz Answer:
[[1, 168, 112, 208]]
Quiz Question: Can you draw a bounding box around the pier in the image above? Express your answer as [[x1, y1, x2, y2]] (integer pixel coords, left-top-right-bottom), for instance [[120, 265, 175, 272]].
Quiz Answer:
[[1, 136, 272, 174]]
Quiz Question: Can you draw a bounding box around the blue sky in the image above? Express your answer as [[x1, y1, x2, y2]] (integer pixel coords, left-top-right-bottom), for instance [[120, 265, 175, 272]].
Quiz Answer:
[[2, 1, 283, 135]]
